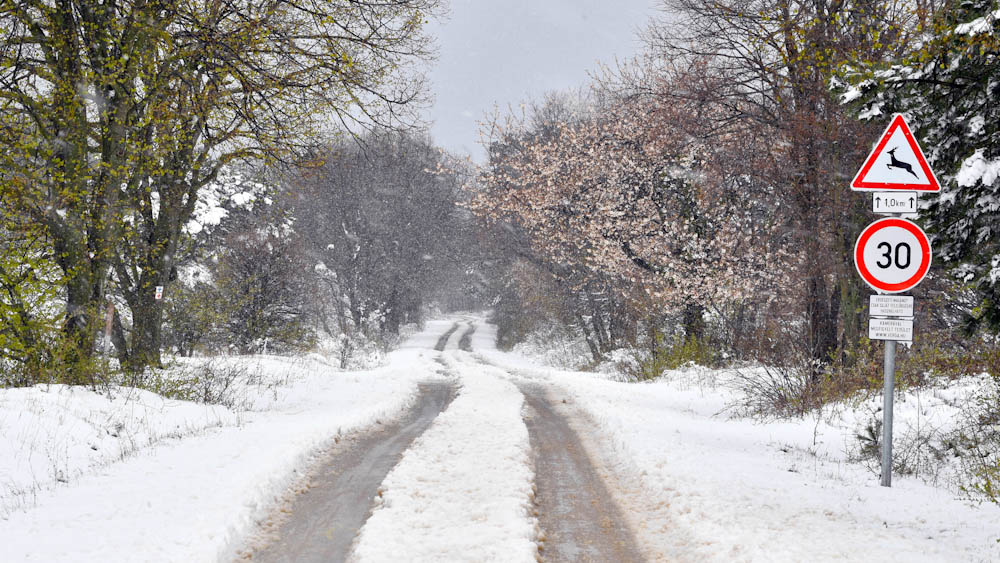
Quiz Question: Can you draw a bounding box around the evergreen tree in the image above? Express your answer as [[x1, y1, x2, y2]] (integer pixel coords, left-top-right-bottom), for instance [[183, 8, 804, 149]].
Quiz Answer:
[[839, 0, 1000, 330]]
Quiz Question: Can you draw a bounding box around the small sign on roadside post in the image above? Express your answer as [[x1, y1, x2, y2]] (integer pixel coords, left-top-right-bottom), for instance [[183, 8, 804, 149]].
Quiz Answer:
[[154, 286, 164, 300], [869, 295, 914, 318], [869, 318, 913, 342], [873, 192, 917, 214]]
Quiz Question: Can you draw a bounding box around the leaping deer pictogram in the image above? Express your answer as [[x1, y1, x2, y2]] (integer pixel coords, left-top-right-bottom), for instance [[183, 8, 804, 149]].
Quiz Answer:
[[886, 147, 919, 179]]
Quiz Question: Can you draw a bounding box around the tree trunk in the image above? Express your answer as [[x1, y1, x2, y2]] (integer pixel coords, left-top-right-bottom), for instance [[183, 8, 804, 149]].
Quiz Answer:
[[647, 317, 661, 359], [116, 244, 173, 375], [609, 298, 636, 347], [682, 303, 705, 340], [58, 247, 107, 385], [806, 274, 838, 371], [586, 293, 611, 354], [577, 313, 603, 363], [384, 283, 402, 335], [731, 301, 747, 357], [126, 294, 165, 375]]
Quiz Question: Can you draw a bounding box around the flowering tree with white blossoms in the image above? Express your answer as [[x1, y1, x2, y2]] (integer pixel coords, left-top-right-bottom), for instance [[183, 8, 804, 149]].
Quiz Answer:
[[470, 91, 781, 347]]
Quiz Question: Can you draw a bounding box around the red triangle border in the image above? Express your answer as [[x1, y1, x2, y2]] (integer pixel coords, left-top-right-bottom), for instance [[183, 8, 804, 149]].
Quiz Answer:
[[851, 113, 941, 192]]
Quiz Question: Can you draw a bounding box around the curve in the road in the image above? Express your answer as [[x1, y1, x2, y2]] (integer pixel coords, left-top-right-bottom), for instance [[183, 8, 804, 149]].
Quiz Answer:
[[434, 322, 460, 351], [458, 323, 476, 351], [248, 381, 455, 563]]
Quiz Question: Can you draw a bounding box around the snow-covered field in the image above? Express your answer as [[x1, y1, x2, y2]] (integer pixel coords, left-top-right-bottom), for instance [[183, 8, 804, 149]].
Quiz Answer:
[[481, 345, 1000, 562], [0, 321, 458, 562], [0, 383, 238, 517]]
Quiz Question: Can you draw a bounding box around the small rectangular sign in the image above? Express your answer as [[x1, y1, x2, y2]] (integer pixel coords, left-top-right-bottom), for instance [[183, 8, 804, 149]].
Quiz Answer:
[[873, 191, 917, 214], [869, 317, 913, 342], [870, 295, 914, 318]]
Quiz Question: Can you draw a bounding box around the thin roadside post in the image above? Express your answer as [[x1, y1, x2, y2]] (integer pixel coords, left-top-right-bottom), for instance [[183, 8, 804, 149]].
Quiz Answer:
[[881, 339, 895, 486]]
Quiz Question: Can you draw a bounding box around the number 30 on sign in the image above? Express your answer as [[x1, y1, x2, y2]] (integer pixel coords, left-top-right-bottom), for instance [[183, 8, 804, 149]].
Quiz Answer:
[[854, 217, 932, 294]]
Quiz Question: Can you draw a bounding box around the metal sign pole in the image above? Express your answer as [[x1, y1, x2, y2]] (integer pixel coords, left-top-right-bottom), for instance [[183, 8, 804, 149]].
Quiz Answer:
[[881, 339, 896, 487]]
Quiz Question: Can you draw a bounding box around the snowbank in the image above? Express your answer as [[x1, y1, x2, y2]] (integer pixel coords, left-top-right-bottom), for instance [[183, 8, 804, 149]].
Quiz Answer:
[[0, 384, 237, 516]]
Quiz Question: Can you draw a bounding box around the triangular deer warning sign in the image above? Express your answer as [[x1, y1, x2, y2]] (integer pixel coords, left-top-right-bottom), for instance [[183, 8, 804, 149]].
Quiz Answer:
[[851, 113, 940, 192]]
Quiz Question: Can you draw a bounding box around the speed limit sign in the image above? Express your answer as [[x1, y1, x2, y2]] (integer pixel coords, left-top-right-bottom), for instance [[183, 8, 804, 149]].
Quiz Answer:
[[854, 217, 931, 293]]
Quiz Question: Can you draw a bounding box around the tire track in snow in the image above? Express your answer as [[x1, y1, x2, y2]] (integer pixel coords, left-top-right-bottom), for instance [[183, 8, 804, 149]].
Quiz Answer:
[[434, 323, 460, 351], [520, 384, 645, 562], [460, 320, 644, 561], [247, 381, 456, 563], [458, 323, 476, 351]]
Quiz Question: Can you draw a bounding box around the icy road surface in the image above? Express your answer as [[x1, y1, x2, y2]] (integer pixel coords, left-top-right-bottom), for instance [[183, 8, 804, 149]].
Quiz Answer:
[[520, 383, 644, 561]]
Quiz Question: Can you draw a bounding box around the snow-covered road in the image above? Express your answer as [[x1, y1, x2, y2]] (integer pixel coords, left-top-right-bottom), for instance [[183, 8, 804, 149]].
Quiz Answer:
[[250, 381, 455, 562], [3, 315, 998, 562], [248, 317, 635, 562]]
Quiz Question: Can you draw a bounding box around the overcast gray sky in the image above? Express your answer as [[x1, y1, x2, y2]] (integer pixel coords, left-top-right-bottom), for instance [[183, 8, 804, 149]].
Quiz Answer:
[[425, 0, 660, 162]]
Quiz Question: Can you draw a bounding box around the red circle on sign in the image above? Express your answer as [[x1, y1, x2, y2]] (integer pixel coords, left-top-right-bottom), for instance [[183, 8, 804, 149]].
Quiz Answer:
[[854, 218, 931, 293]]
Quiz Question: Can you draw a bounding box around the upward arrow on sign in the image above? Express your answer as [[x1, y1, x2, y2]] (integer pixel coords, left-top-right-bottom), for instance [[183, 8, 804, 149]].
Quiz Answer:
[[851, 114, 940, 192]]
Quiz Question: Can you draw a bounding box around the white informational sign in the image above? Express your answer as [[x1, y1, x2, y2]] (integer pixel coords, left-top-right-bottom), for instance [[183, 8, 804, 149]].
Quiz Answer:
[[869, 317, 913, 342], [869, 295, 914, 318], [873, 191, 917, 214], [154, 286, 164, 300], [854, 218, 932, 293]]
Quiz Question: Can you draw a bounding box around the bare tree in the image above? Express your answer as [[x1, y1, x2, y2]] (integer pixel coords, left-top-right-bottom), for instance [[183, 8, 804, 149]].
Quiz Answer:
[[634, 0, 920, 366]]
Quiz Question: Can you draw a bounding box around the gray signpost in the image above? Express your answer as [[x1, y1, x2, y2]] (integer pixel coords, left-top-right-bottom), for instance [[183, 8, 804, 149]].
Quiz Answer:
[[867, 296, 914, 486], [880, 340, 896, 486]]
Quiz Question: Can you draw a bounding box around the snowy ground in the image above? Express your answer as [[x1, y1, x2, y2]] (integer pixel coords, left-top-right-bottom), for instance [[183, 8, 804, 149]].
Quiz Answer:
[[0, 321, 457, 562], [3, 314, 998, 562], [481, 344, 1000, 562], [0, 383, 237, 517]]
